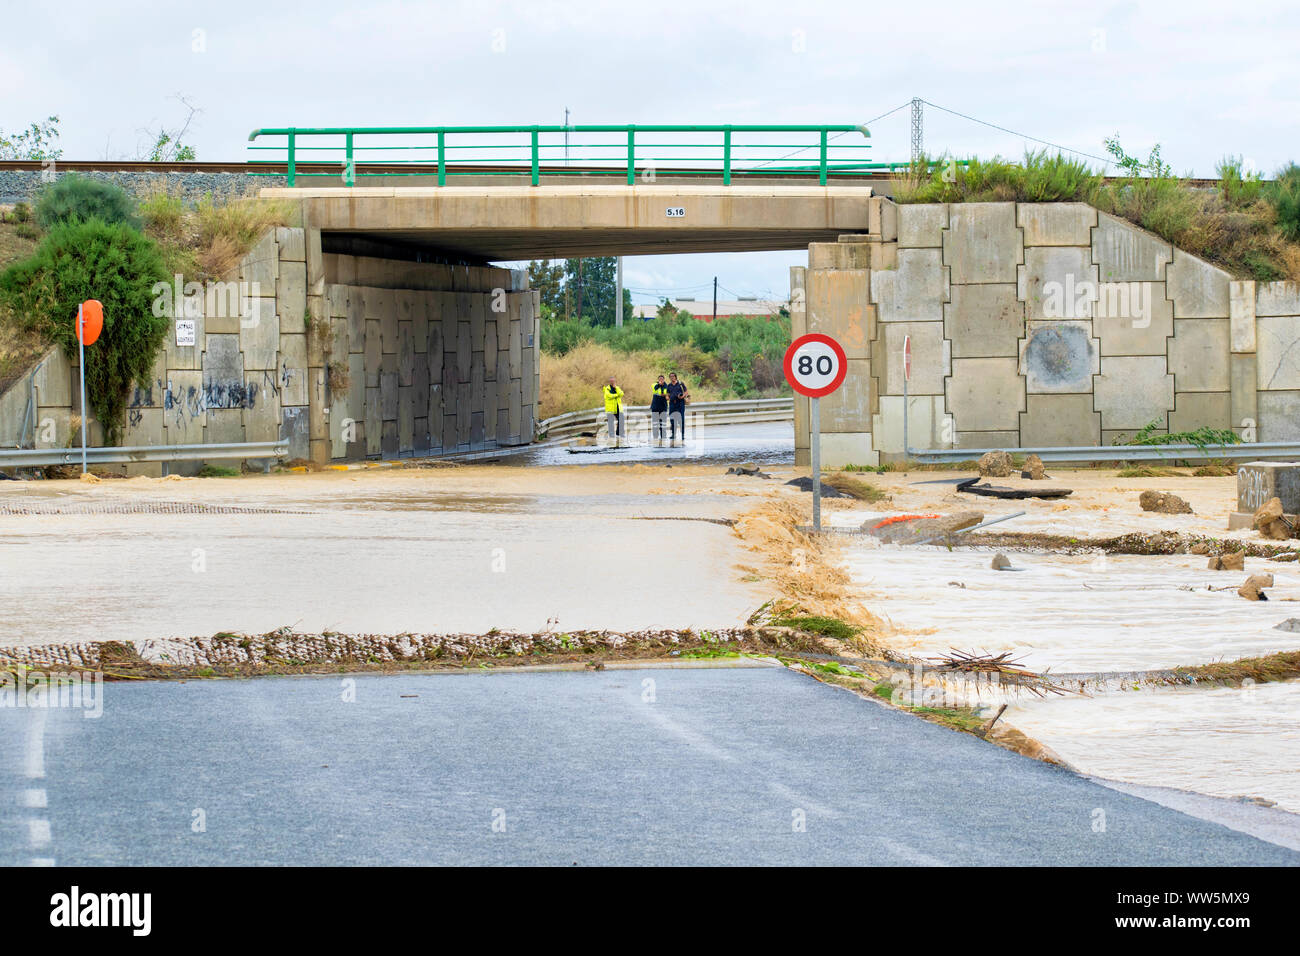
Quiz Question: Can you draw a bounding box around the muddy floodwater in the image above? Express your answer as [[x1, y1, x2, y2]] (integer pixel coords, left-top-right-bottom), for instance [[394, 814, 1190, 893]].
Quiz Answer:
[[842, 537, 1300, 672], [1007, 681, 1300, 814], [841, 533, 1300, 815], [0, 493, 764, 647]]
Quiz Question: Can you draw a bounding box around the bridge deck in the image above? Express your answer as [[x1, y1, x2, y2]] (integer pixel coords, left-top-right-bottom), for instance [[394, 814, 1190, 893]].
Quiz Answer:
[[261, 184, 880, 258]]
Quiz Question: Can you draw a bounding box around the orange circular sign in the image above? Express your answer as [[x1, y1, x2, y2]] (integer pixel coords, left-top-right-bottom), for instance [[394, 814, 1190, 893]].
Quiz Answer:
[[77, 300, 103, 346]]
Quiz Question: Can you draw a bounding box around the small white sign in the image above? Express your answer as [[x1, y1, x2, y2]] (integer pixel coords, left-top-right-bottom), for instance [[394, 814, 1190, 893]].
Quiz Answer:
[[665, 207, 686, 218], [176, 318, 196, 347]]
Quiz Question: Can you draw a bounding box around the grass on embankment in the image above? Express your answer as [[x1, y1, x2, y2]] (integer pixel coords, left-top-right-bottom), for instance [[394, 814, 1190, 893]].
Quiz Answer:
[[539, 342, 727, 417], [892, 151, 1300, 281], [0, 221, 45, 394]]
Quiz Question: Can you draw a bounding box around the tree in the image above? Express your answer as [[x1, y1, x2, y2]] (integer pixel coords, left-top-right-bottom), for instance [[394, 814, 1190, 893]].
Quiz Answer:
[[0, 220, 170, 444], [564, 256, 619, 326], [0, 115, 62, 160], [527, 259, 565, 314], [137, 95, 200, 161], [1104, 135, 1172, 178]]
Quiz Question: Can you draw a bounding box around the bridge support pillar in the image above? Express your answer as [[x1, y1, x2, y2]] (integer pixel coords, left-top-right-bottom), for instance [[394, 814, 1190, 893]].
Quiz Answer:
[[794, 232, 895, 469]]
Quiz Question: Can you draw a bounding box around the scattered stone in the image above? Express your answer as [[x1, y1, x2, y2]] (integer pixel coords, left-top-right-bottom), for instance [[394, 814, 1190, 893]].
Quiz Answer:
[[1021, 454, 1047, 481], [726, 463, 771, 478], [977, 450, 1014, 478], [1139, 490, 1193, 514], [1190, 542, 1210, 555], [1270, 551, 1299, 562], [1208, 551, 1245, 571], [1252, 496, 1293, 540], [1274, 618, 1300, 633], [1238, 573, 1274, 601], [991, 553, 1012, 570], [784, 476, 850, 498], [948, 581, 966, 589]]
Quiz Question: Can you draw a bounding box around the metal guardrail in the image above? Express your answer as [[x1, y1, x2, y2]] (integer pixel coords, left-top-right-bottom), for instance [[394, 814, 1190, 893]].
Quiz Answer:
[[248, 124, 877, 187], [909, 441, 1300, 464], [539, 398, 793, 441], [0, 441, 290, 469]]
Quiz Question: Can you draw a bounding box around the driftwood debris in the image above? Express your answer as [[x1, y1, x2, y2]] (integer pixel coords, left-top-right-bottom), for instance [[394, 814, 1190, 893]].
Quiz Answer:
[[925, 648, 1072, 697]]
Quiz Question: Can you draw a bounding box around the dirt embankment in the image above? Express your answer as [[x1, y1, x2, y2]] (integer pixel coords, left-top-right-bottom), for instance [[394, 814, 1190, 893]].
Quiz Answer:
[[0, 626, 846, 681]]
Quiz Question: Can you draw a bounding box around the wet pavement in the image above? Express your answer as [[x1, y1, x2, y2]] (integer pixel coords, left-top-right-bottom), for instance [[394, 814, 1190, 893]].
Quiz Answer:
[[465, 421, 793, 468], [2, 666, 1295, 866]]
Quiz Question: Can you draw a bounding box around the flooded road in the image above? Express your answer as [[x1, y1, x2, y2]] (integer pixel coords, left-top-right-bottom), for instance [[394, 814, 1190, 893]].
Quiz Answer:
[[841, 540, 1300, 672], [0, 486, 765, 648], [466, 421, 793, 468]]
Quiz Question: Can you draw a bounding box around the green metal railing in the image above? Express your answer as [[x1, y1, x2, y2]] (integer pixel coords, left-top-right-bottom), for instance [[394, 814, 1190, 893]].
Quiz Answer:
[[246, 124, 877, 187]]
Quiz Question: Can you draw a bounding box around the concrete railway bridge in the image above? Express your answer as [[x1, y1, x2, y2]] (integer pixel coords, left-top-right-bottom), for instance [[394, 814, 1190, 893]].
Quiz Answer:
[[7, 124, 1296, 472]]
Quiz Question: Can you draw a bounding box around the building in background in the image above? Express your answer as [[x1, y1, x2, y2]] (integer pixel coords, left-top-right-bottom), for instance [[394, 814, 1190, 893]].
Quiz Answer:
[[631, 297, 786, 322]]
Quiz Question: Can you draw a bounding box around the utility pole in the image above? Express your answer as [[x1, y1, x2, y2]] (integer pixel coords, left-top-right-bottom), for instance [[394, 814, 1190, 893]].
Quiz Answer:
[[712, 276, 718, 323], [910, 97, 923, 164], [615, 256, 623, 328], [575, 258, 584, 320]]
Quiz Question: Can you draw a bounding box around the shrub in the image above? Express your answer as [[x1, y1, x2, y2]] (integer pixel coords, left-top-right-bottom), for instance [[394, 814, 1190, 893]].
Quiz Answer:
[[139, 188, 186, 241], [35, 174, 139, 229], [0, 219, 169, 443], [12, 202, 31, 223], [1266, 163, 1300, 243]]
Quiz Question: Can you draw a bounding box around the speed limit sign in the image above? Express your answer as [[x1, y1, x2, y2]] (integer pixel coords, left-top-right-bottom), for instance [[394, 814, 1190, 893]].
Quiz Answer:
[[783, 332, 848, 533], [783, 333, 848, 397]]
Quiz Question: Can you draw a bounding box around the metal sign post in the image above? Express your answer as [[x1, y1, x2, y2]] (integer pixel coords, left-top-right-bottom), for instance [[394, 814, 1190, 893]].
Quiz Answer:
[[809, 395, 821, 531], [77, 304, 88, 474], [784, 332, 848, 533], [74, 300, 103, 475]]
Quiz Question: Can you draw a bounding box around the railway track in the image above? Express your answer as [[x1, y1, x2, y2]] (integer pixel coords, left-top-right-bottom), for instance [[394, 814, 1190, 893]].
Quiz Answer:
[[0, 159, 1229, 188]]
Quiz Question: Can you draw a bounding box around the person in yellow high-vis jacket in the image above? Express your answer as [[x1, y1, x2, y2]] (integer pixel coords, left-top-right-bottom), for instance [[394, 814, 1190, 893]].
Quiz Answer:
[[603, 377, 625, 446], [650, 375, 670, 446]]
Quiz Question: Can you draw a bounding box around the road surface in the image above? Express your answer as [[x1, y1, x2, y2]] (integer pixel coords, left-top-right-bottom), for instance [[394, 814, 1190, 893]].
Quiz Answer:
[[2, 666, 1294, 866]]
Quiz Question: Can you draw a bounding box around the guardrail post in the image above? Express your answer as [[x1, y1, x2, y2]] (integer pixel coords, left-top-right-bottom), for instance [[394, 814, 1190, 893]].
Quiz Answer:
[[344, 131, 354, 186], [287, 129, 296, 187], [818, 129, 827, 185], [723, 128, 732, 185], [531, 129, 539, 186], [626, 128, 635, 185], [437, 131, 446, 186]]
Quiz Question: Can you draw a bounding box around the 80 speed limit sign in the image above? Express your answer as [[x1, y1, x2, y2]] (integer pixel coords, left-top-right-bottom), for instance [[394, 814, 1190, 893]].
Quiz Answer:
[[783, 333, 848, 397]]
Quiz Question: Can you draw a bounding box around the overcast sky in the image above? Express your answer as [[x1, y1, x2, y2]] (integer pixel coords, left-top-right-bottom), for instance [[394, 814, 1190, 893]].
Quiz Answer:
[[3, 0, 1296, 304]]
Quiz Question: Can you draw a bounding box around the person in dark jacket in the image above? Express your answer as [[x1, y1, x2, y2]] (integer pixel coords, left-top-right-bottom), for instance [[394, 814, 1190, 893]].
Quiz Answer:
[[666, 372, 690, 446]]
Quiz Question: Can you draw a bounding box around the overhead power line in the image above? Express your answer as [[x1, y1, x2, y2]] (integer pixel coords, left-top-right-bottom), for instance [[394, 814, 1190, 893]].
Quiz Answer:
[[750, 101, 913, 169], [919, 99, 1116, 167]]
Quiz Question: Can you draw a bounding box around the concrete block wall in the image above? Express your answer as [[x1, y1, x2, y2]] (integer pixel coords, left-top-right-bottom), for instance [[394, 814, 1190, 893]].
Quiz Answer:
[[0, 227, 540, 470], [319, 254, 539, 458], [797, 200, 1300, 466]]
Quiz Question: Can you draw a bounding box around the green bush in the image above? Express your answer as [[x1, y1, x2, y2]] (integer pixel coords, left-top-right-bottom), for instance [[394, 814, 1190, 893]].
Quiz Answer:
[[540, 316, 594, 356], [0, 219, 169, 443], [1266, 163, 1300, 242], [35, 174, 139, 229], [12, 201, 32, 223]]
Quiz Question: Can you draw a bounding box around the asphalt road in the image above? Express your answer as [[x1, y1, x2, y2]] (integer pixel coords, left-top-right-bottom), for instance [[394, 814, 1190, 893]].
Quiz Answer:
[[2, 665, 1295, 866]]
